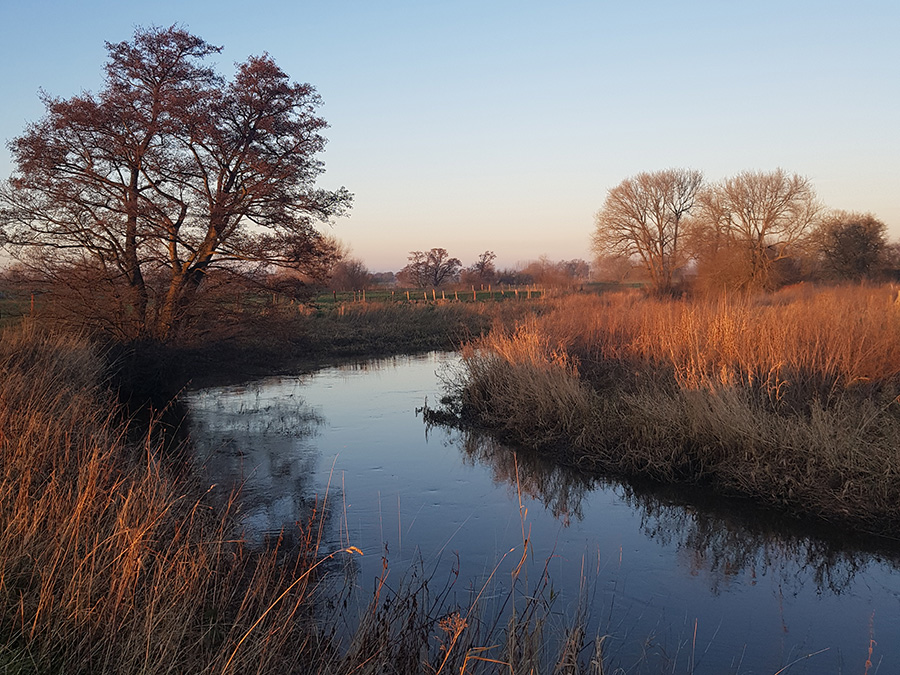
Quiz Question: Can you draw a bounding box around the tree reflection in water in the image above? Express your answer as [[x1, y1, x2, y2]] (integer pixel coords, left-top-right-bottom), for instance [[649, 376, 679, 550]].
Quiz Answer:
[[453, 428, 900, 596], [185, 380, 327, 549]]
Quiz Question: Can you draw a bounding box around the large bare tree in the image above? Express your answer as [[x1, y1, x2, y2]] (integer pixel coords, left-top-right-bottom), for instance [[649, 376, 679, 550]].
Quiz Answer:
[[592, 168, 703, 294], [397, 248, 462, 288], [0, 26, 351, 340], [696, 169, 819, 290]]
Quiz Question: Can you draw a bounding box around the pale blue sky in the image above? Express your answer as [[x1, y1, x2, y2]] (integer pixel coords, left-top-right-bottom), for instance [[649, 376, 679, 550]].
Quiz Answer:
[[1, 1, 897, 271]]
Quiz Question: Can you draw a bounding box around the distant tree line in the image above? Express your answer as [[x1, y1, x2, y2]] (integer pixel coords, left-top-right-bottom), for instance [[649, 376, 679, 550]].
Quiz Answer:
[[592, 168, 895, 294], [325, 248, 592, 292]]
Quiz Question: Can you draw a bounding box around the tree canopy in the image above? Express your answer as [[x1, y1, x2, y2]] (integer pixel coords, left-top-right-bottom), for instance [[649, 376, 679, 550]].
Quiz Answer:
[[0, 26, 351, 340], [815, 211, 887, 281], [694, 169, 818, 290], [592, 169, 703, 294], [397, 249, 462, 288]]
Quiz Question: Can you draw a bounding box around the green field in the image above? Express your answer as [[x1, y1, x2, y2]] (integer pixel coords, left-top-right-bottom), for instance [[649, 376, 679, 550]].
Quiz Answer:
[[311, 285, 545, 307], [0, 291, 30, 329]]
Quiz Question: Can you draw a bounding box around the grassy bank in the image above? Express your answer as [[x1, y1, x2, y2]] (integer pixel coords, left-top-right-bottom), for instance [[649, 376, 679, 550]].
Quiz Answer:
[[441, 285, 900, 536], [0, 323, 605, 674], [0, 324, 348, 673], [109, 296, 543, 400]]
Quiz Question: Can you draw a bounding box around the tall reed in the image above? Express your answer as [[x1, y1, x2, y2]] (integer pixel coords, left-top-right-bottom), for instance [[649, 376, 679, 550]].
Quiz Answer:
[[447, 285, 900, 534], [0, 324, 336, 673]]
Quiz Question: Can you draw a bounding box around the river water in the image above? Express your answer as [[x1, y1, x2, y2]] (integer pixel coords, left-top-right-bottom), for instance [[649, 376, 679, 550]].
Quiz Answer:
[[184, 352, 900, 674]]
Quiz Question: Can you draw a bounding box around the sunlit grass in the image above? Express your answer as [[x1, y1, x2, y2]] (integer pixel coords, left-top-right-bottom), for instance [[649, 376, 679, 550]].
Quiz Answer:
[[445, 284, 900, 534], [0, 323, 340, 673]]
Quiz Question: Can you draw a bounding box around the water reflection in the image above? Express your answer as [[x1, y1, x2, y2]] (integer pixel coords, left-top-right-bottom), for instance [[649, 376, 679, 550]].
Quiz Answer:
[[185, 380, 326, 548], [457, 431, 596, 524], [454, 428, 900, 596], [183, 353, 900, 674], [622, 485, 891, 596]]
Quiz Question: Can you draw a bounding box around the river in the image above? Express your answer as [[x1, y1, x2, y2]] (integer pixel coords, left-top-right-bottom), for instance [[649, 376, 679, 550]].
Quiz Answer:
[[183, 351, 900, 674]]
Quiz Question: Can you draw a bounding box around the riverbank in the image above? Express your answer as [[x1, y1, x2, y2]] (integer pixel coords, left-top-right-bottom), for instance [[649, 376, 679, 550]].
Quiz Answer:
[[437, 285, 900, 538], [0, 309, 601, 673], [109, 298, 540, 403]]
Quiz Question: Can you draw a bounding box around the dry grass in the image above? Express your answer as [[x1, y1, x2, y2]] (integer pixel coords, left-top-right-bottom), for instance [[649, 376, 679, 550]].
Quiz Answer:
[[0, 323, 343, 673], [446, 285, 900, 534]]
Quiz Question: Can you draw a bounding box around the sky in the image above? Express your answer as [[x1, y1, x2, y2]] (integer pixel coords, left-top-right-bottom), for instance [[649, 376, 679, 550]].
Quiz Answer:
[[1, 1, 898, 272]]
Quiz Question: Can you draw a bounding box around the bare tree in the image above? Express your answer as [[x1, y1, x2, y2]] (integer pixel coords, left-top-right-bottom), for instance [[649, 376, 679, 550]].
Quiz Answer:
[[814, 210, 887, 282], [461, 250, 497, 286], [696, 169, 819, 290], [0, 26, 351, 340], [329, 257, 372, 291], [397, 248, 461, 288], [592, 168, 703, 294]]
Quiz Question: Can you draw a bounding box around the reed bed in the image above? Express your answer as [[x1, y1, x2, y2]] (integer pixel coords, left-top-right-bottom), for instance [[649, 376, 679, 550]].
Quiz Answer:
[[0, 323, 345, 673], [445, 285, 900, 534]]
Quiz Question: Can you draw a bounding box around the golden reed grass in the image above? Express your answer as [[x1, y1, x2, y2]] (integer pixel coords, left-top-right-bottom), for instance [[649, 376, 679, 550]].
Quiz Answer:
[[450, 285, 900, 534], [0, 324, 341, 673]]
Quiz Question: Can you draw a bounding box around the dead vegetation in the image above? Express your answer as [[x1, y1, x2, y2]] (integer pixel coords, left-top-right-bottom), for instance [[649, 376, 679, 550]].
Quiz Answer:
[[443, 285, 900, 535]]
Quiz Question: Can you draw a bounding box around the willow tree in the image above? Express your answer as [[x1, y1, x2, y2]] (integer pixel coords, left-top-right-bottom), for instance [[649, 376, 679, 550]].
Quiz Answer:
[[696, 169, 819, 290], [592, 168, 703, 294], [0, 26, 351, 340]]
